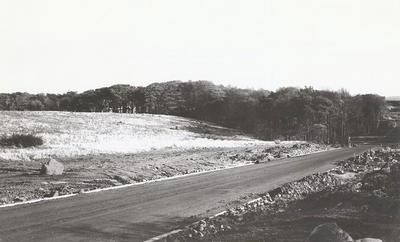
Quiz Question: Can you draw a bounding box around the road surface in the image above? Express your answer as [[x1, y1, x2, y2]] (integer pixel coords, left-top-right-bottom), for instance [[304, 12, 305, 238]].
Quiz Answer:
[[0, 145, 372, 242]]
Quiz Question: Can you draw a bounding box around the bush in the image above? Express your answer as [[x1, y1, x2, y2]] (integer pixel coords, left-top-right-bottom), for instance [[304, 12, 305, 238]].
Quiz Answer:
[[0, 134, 43, 148]]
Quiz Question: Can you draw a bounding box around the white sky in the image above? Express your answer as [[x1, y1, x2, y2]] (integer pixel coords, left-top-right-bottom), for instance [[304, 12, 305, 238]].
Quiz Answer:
[[0, 0, 399, 96]]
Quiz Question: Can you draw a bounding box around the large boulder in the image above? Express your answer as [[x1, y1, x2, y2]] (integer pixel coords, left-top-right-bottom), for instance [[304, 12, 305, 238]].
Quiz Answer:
[[308, 223, 353, 242], [40, 159, 64, 175]]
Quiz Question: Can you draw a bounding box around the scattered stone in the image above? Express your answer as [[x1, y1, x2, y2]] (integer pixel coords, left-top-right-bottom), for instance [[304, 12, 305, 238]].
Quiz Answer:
[[0, 197, 10, 204], [266, 153, 274, 161], [13, 197, 26, 203], [113, 175, 131, 184], [40, 159, 64, 175], [165, 148, 400, 241], [308, 223, 353, 242]]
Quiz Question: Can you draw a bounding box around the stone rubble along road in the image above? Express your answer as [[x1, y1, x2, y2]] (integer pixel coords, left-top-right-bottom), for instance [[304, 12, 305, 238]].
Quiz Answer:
[[167, 147, 400, 242], [0, 145, 372, 242]]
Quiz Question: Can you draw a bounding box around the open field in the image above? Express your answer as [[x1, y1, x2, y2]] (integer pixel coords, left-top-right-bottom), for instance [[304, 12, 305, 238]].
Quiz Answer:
[[0, 111, 269, 161], [0, 111, 331, 205]]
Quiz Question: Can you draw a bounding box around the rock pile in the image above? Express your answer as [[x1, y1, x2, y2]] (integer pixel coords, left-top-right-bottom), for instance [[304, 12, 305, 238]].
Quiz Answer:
[[332, 149, 400, 198], [229, 143, 329, 164], [170, 171, 344, 240], [270, 172, 342, 202], [335, 149, 399, 175]]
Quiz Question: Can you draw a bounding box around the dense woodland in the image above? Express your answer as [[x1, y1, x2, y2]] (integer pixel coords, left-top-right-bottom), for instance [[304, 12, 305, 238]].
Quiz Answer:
[[0, 81, 388, 144]]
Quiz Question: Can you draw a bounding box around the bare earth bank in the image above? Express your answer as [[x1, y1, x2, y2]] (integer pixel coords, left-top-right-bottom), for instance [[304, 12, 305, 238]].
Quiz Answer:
[[0, 143, 330, 205]]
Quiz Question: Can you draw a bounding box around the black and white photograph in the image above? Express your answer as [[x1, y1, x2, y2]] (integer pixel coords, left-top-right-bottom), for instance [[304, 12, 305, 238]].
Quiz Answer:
[[0, 0, 399, 241]]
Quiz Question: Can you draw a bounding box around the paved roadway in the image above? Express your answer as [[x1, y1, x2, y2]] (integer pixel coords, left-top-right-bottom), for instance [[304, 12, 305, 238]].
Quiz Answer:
[[0, 145, 372, 242]]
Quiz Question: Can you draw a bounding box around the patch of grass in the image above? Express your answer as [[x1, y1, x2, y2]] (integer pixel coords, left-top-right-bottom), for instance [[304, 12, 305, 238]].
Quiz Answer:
[[0, 134, 43, 148]]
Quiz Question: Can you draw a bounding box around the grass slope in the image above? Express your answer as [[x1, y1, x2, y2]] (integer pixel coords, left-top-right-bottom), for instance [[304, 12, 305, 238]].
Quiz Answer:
[[0, 111, 269, 161]]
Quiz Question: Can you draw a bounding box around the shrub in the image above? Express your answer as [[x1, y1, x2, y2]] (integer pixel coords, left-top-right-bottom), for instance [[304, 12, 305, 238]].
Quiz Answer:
[[0, 134, 43, 148]]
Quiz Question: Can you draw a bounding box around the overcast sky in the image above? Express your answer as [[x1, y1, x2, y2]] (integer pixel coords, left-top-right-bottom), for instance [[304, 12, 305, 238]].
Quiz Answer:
[[1, 0, 399, 96]]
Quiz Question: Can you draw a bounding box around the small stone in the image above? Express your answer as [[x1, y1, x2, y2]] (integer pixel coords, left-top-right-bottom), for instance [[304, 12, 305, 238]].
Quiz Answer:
[[236, 215, 243, 222], [13, 197, 26, 202], [198, 225, 205, 232], [0, 197, 9, 203], [227, 208, 235, 215]]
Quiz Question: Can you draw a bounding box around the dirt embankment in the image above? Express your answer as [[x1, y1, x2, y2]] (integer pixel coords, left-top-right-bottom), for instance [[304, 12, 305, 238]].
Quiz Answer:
[[0, 143, 329, 206], [166, 147, 400, 242]]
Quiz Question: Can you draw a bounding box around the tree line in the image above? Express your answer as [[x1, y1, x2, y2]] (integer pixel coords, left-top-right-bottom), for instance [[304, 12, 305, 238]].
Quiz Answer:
[[0, 81, 387, 144]]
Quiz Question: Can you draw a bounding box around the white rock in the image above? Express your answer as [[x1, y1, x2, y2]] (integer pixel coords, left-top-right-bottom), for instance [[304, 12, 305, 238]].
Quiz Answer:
[[40, 159, 64, 175]]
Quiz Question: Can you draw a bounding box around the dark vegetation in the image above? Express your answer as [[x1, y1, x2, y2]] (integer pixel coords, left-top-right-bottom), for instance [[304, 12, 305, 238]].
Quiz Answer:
[[0, 81, 389, 144], [0, 134, 43, 148]]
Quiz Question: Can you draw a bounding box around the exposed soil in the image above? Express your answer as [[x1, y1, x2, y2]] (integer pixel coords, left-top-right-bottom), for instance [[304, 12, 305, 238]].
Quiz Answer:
[[0, 143, 329, 205]]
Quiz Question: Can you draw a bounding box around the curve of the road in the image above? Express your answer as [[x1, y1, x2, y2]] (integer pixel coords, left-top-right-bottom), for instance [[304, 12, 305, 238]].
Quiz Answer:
[[0, 145, 373, 242]]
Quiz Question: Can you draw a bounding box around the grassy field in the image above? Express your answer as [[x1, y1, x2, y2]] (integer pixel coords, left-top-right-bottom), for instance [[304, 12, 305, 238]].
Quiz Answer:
[[0, 111, 329, 205], [0, 111, 270, 161]]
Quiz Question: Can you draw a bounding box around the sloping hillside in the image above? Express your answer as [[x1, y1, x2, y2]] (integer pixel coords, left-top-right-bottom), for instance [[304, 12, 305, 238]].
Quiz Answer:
[[0, 111, 266, 161], [0, 111, 332, 205]]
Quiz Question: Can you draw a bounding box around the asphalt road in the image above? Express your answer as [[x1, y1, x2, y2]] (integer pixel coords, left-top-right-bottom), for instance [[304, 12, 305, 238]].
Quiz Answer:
[[0, 145, 372, 242]]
